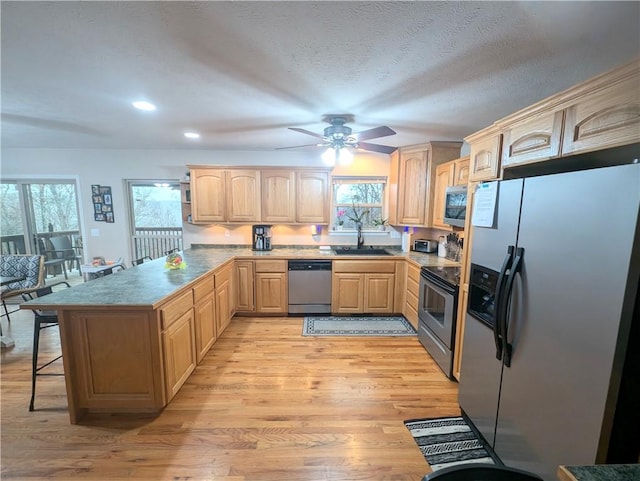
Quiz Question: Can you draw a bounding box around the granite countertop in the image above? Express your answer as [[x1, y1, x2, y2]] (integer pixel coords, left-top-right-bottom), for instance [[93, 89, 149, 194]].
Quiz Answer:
[[558, 464, 640, 481], [21, 246, 459, 309]]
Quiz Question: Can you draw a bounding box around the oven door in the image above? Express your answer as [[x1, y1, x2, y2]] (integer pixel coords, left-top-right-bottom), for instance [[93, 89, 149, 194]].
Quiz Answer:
[[418, 272, 457, 348]]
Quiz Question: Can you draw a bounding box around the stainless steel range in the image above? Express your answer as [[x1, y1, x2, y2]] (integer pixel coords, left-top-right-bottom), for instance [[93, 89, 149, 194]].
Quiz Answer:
[[417, 265, 460, 379]]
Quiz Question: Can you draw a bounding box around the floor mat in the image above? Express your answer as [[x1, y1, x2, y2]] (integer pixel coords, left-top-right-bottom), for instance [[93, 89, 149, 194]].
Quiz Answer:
[[302, 316, 416, 336]]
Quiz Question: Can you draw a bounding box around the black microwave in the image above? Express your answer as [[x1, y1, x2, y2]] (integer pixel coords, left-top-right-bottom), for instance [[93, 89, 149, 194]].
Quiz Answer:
[[443, 185, 467, 227]]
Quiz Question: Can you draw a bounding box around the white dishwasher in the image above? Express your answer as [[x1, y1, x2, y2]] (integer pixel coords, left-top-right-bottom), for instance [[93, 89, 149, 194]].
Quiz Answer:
[[287, 260, 332, 314]]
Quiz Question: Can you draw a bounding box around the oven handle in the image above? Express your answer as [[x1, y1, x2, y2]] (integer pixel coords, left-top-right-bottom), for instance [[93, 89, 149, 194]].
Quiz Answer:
[[501, 247, 524, 368], [420, 271, 457, 295], [494, 246, 514, 361]]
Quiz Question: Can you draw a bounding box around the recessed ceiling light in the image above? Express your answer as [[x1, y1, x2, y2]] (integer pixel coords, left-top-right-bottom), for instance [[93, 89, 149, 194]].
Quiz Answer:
[[184, 132, 201, 139], [132, 100, 157, 111]]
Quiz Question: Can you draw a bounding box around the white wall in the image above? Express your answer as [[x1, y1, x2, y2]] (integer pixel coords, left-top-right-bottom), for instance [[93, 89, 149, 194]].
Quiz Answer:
[[1, 148, 399, 263]]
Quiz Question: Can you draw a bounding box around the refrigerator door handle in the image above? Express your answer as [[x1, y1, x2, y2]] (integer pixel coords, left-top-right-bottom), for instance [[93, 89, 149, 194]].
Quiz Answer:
[[494, 246, 514, 361], [501, 247, 524, 368]]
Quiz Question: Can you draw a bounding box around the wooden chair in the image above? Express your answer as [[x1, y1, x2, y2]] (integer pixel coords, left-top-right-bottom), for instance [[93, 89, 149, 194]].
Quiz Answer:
[[422, 463, 543, 481], [21, 281, 71, 411], [1, 255, 45, 324]]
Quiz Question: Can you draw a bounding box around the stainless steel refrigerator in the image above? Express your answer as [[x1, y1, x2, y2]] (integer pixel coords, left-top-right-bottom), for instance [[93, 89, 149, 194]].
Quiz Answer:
[[458, 159, 640, 480]]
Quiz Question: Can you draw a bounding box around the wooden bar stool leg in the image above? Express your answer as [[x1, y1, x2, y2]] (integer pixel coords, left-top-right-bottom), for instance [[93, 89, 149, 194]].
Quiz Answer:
[[29, 320, 41, 411]]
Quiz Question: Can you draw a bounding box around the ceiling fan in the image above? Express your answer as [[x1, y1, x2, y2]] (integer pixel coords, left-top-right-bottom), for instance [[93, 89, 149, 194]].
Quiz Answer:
[[277, 115, 397, 155]]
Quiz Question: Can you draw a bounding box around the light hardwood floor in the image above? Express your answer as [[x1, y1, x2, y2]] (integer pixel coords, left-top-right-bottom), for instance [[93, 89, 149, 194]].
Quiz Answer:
[[1, 308, 460, 481]]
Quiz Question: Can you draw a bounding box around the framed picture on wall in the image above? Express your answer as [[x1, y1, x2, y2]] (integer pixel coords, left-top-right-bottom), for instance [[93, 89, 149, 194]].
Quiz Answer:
[[91, 184, 114, 223]]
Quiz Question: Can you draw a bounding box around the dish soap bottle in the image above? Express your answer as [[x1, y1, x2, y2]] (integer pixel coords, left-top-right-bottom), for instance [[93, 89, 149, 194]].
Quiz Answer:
[[401, 227, 411, 252]]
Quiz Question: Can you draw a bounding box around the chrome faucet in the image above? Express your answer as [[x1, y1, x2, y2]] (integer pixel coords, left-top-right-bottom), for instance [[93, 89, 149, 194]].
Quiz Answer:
[[357, 223, 365, 249]]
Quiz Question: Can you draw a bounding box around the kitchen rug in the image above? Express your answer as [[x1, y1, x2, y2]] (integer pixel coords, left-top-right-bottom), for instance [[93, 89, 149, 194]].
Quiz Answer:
[[404, 416, 497, 471], [302, 316, 416, 336]]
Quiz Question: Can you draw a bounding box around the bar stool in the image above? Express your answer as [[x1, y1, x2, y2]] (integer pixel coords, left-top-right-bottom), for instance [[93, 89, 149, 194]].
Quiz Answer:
[[21, 281, 70, 411]]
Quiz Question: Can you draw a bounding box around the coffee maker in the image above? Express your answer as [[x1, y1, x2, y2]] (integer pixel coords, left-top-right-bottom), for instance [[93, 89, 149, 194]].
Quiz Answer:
[[252, 225, 272, 251]]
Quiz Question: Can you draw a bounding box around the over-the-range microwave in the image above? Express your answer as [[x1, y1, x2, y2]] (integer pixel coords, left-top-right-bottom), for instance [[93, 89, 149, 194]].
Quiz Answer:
[[443, 185, 467, 227]]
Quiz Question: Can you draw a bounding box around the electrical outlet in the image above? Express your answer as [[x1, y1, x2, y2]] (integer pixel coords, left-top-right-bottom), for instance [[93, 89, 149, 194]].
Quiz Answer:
[[390, 230, 401, 238], [224, 229, 230, 237]]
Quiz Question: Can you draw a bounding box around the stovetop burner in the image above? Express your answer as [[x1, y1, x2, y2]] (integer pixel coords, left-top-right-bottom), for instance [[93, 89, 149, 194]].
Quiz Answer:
[[421, 265, 461, 288]]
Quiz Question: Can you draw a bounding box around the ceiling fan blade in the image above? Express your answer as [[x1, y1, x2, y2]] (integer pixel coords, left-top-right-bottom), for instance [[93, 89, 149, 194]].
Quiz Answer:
[[276, 143, 326, 150], [357, 142, 398, 154], [288, 127, 325, 139], [353, 126, 396, 141]]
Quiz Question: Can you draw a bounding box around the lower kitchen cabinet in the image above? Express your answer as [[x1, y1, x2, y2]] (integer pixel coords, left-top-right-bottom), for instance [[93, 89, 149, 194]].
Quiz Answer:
[[332, 261, 396, 314], [162, 309, 196, 400], [403, 262, 420, 329], [215, 263, 233, 334], [235, 260, 255, 312], [254, 260, 288, 314], [193, 275, 216, 363]]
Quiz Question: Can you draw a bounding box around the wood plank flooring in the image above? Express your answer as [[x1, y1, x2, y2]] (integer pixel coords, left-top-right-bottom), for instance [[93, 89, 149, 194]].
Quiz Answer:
[[1, 310, 460, 481]]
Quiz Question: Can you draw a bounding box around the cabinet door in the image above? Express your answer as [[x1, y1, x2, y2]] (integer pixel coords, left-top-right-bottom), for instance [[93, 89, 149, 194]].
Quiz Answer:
[[162, 309, 196, 400], [431, 162, 455, 229], [261, 171, 295, 223], [453, 157, 470, 186], [194, 296, 216, 363], [191, 169, 226, 222], [562, 74, 640, 155], [332, 273, 364, 313], [468, 134, 502, 182], [235, 260, 255, 312], [255, 272, 288, 314], [502, 110, 563, 167], [363, 274, 395, 313], [226, 170, 260, 222], [215, 280, 231, 334], [296, 171, 329, 223], [397, 149, 428, 225]]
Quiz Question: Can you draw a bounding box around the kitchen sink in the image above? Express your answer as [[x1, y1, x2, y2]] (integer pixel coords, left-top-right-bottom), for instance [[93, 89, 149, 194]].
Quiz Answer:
[[333, 248, 392, 256]]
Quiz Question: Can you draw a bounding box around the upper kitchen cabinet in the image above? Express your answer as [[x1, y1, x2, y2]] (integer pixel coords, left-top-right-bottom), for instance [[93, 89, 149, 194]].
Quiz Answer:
[[562, 65, 640, 155], [296, 171, 329, 224], [466, 127, 502, 182], [226, 170, 261, 222], [190, 168, 226, 223], [390, 142, 462, 226], [501, 110, 564, 168], [261, 170, 295, 223], [453, 156, 470, 186], [432, 162, 455, 229]]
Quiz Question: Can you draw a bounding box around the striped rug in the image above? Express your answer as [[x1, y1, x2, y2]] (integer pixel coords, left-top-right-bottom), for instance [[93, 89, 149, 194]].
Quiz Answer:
[[404, 416, 496, 471]]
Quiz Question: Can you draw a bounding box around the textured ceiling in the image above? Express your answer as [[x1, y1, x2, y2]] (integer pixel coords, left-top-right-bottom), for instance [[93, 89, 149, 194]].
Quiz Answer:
[[2, 1, 639, 152]]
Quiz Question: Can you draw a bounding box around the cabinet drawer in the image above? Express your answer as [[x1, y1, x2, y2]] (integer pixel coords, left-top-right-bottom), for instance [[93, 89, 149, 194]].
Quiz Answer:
[[406, 289, 418, 312], [214, 264, 232, 287], [161, 290, 194, 329], [407, 276, 419, 299], [192, 275, 214, 304], [333, 260, 396, 274], [254, 259, 287, 273], [407, 263, 420, 282]]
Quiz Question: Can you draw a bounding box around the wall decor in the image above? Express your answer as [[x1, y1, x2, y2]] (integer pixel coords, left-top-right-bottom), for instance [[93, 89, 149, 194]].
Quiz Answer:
[[91, 184, 114, 223]]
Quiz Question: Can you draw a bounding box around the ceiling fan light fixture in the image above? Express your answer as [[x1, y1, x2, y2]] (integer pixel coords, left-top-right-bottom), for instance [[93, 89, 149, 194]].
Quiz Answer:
[[337, 147, 353, 166], [132, 100, 157, 111], [321, 147, 337, 166]]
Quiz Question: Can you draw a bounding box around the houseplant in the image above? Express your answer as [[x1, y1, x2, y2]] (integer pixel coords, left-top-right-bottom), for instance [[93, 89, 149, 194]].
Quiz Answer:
[[373, 218, 388, 231]]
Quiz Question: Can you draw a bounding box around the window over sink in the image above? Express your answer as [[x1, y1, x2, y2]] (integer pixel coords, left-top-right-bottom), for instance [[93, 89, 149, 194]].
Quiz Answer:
[[331, 176, 387, 232]]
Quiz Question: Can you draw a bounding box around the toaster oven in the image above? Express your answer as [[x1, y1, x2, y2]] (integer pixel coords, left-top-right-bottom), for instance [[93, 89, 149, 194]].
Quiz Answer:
[[413, 239, 437, 253]]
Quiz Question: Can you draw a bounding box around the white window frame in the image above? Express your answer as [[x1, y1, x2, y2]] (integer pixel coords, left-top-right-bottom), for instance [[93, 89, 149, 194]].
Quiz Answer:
[[330, 176, 387, 233]]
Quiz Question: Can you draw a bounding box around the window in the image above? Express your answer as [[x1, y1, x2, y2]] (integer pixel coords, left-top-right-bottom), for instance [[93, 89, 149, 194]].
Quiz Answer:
[[332, 177, 387, 231]]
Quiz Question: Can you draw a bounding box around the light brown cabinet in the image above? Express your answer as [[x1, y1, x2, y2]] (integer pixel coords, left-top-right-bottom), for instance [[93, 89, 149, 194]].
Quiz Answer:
[[254, 260, 288, 314], [453, 157, 470, 186], [562, 72, 639, 155], [226, 170, 261, 222], [215, 263, 233, 334], [234, 260, 255, 312], [332, 260, 396, 314], [261, 171, 295, 223], [190, 168, 226, 222], [467, 129, 502, 182], [389, 142, 462, 227], [432, 162, 455, 229], [193, 275, 216, 363], [501, 110, 563, 168], [296, 171, 329, 224], [162, 308, 197, 400], [403, 262, 420, 330]]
